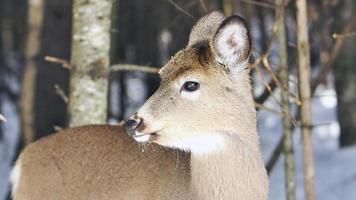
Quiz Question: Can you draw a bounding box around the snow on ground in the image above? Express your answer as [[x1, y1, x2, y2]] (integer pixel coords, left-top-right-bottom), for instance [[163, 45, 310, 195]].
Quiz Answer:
[[258, 83, 356, 200]]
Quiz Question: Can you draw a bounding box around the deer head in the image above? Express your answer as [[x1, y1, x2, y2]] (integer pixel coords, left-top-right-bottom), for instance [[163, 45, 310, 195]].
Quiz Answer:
[[125, 11, 258, 154]]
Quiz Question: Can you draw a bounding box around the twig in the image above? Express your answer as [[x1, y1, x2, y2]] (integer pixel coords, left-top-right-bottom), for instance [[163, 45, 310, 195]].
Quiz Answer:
[[167, 0, 195, 19], [240, 0, 275, 9], [255, 103, 283, 116], [54, 84, 69, 103], [197, 0, 208, 12], [45, 56, 72, 69], [262, 56, 301, 105], [254, 79, 277, 105], [111, 64, 159, 74], [250, 20, 281, 105], [255, 63, 283, 107], [251, 9, 300, 111], [332, 31, 356, 39], [54, 126, 64, 132], [0, 114, 7, 122], [314, 15, 356, 86], [45, 57, 161, 74]]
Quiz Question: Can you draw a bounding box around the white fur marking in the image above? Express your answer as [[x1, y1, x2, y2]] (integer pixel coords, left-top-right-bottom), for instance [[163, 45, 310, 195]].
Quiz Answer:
[[10, 160, 21, 197], [133, 131, 151, 143], [181, 90, 201, 101], [164, 133, 226, 155]]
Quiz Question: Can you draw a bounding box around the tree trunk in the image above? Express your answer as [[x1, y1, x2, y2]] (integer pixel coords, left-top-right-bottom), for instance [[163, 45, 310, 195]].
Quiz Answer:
[[0, 0, 27, 198], [21, 0, 44, 145], [296, 0, 316, 200], [276, 0, 296, 199], [222, 0, 235, 16], [334, 32, 356, 147], [333, 2, 356, 147], [68, 0, 112, 126]]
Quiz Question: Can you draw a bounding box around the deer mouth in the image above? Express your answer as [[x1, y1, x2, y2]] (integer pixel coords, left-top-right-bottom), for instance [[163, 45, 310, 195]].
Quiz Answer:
[[133, 132, 158, 143]]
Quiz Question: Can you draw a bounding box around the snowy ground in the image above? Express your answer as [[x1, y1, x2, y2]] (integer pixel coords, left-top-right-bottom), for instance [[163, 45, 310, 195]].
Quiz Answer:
[[259, 83, 356, 200]]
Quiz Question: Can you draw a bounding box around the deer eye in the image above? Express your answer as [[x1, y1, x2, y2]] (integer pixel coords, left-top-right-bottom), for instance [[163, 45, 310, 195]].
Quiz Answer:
[[181, 81, 200, 92]]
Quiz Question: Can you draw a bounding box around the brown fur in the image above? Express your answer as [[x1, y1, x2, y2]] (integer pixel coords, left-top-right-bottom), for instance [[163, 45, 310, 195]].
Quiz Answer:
[[12, 11, 268, 200], [14, 126, 190, 200]]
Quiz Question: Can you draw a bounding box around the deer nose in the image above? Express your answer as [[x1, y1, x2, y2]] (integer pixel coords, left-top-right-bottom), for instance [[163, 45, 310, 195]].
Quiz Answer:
[[124, 118, 140, 136]]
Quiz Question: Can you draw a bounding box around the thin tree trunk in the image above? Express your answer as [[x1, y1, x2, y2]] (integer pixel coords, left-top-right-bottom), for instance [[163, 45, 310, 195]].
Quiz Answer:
[[276, 0, 296, 199], [21, 0, 44, 145], [222, 0, 235, 16], [296, 0, 316, 200], [333, 2, 356, 147], [68, 0, 112, 126]]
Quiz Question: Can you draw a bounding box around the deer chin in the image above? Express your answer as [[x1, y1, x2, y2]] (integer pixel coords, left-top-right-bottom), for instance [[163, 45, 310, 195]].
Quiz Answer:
[[133, 131, 159, 143], [152, 132, 228, 154]]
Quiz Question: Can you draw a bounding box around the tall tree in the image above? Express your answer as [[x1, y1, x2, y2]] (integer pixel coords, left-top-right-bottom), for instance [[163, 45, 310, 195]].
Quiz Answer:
[[68, 0, 112, 126], [332, 2, 356, 147], [276, 0, 296, 199], [296, 0, 316, 200], [21, 0, 44, 145], [0, 0, 27, 198]]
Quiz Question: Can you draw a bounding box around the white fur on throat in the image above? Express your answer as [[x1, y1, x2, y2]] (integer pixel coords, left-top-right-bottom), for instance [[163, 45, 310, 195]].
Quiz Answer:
[[10, 160, 21, 198], [162, 133, 227, 155], [133, 131, 151, 143], [216, 23, 248, 68]]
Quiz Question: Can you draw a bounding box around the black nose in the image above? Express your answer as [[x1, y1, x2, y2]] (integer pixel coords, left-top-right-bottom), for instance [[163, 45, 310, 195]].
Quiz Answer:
[[124, 119, 139, 136]]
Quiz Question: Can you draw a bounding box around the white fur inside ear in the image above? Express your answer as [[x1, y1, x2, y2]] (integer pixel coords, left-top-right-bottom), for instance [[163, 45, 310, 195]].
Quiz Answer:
[[215, 23, 249, 67], [10, 160, 22, 198]]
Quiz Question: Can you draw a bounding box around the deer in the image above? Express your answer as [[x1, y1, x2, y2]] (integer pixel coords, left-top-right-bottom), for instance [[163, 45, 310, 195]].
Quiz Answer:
[[11, 11, 268, 200]]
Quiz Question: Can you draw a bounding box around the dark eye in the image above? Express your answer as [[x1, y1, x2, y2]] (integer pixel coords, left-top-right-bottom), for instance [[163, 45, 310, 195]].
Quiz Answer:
[[181, 81, 200, 92]]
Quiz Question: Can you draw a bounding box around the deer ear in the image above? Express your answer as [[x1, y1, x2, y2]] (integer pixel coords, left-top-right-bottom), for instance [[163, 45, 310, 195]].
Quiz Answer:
[[211, 15, 251, 69], [188, 11, 225, 46]]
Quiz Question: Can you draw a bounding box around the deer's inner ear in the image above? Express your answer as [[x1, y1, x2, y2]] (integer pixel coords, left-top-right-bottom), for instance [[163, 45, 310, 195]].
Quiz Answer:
[[211, 15, 251, 69]]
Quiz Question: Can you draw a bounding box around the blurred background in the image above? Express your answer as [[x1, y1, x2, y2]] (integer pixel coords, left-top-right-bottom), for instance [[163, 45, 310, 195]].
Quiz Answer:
[[0, 0, 355, 199]]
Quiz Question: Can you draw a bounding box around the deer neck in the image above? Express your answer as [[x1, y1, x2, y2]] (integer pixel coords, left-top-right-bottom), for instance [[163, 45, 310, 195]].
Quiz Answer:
[[189, 131, 268, 200]]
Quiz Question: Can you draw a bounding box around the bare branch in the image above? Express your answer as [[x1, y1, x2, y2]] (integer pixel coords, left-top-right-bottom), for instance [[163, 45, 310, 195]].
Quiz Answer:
[[255, 63, 283, 107], [197, 0, 208, 12], [254, 79, 277, 105], [240, 0, 275, 9], [167, 0, 194, 19], [332, 31, 356, 39], [111, 64, 159, 74], [266, 13, 356, 175], [54, 126, 64, 132], [45, 56, 72, 69], [262, 56, 301, 105], [255, 103, 283, 116], [54, 84, 69, 104], [0, 114, 7, 122], [314, 15, 356, 87]]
